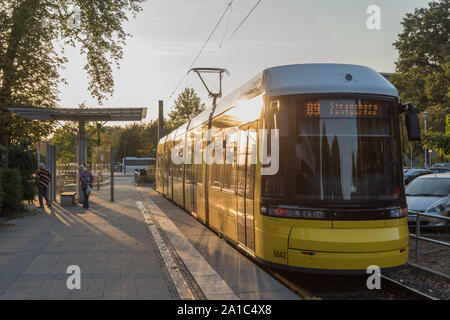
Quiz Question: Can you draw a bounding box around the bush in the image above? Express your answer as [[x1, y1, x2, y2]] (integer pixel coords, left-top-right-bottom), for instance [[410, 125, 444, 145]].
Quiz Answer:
[[0, 168, 23, 212], [8, 139, 37, 201], [137, 175, 155, 184], [22, 179, 37, 201]]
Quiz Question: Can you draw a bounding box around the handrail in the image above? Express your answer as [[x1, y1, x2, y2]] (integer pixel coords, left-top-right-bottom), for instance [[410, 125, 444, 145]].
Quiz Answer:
[[408, 210, 450, 265]]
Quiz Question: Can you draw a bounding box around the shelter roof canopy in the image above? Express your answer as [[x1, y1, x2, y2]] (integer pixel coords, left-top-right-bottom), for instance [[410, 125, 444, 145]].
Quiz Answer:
[[7, 106, 147, 122]]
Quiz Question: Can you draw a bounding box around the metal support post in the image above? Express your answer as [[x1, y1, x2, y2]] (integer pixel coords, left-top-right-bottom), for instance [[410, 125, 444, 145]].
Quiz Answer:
[[77, 121, 87, 203], [415, 214, 420, 263], [110, 146, 115, 202]]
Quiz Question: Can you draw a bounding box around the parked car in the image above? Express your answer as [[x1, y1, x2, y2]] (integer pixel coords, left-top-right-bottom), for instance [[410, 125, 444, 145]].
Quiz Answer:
[[406, 173, 450, 228], [428, 167, 450, 174], [404, 168, 432, 185], [431, 163, 450, 169]]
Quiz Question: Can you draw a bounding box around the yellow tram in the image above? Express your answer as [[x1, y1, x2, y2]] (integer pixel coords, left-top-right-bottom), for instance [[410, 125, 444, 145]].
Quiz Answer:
[[156, 64, 419, 273]]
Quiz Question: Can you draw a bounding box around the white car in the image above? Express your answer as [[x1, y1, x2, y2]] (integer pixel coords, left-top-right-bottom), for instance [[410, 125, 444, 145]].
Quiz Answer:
[[406, 173, 450, 228]]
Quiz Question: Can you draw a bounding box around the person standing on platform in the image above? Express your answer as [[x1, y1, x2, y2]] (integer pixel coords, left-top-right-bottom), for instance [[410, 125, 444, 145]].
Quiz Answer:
[[79, 165, 94, 209], [36, 163, 52, 208]]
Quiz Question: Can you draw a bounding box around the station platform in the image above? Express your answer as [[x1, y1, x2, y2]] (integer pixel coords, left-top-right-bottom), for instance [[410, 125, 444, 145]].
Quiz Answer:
[[0, 176, 299, 300], [137, 186, 299, 300]]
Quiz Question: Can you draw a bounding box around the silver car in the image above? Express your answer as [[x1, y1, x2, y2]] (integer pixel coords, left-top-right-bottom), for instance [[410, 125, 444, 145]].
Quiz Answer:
[[406, 173, 450, 227]]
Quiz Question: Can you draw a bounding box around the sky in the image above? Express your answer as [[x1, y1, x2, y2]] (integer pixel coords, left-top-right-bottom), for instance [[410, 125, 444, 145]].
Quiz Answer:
[[57, 0, 431, 124]]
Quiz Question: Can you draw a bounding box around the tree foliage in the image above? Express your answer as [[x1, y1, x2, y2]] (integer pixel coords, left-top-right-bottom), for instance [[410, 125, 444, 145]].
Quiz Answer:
[[423, 115, 450, 160], [391, 0, 449, 162], [7, 138, 37, 200], [0, 167, 23, 211], [52, 122, 111, 164], [166, 88, 206, 132], [391, 0, 449, 113], [0, 0, 145, 145], [114, 121, 159, 161], [51, 121, 159, 164]]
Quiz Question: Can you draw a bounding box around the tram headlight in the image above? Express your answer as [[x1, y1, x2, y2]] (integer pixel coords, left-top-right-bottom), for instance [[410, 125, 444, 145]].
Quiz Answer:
[[390, 207, 408, 218]]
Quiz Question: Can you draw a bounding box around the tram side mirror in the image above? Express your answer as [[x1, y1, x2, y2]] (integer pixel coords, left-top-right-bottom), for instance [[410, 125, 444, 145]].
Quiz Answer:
[[402, 102, 420, 141]]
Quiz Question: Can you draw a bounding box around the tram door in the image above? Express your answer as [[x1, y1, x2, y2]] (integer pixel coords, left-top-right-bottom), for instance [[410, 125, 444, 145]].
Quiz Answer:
[[192, 130, 202, 216], [165, 150, 172, 199], [236, 122, 257, 251], [191, 132, 197, 214]]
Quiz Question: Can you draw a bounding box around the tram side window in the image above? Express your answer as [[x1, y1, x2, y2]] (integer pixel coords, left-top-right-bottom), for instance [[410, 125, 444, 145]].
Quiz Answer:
[[223, 128, 237, 191], [211, 163, 222, 188], [174, 163, 182, 180], [210, 132, 223, 188], [261, 103, 286, 198], [176, 141, 184, 180], [157, 154, 162, 177], [237, 127, 248, 196], [194, 136, 203, 185], [165, 151, 171, 177], [194, 163, 202, 185], [245, 123, 258, 199], [185, 137, 193, 183]]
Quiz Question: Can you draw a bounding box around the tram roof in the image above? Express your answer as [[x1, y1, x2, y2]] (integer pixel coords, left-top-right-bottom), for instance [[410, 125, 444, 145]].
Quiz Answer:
[[263, 63, 398, 97], [159, 63, 398, 143]]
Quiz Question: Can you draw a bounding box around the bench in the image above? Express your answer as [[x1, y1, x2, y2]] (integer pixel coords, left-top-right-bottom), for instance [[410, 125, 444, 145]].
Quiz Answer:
[[60, 192, 77, 207]]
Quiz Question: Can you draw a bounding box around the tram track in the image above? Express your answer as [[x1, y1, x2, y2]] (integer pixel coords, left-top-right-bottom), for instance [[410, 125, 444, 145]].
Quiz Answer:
[[149, 188, 440, 300], [268, 269, 437, 300], [380, 275, 437, 300], [233, 240, 437, 300]]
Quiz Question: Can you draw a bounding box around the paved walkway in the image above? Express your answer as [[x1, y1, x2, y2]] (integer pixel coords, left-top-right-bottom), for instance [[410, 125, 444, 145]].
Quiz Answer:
[[0, 176, 299, 300], [0, 176, 176, 300]]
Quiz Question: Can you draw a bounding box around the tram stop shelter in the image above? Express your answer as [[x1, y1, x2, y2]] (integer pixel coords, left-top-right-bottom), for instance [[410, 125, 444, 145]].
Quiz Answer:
[[8, 106, 147, 203]]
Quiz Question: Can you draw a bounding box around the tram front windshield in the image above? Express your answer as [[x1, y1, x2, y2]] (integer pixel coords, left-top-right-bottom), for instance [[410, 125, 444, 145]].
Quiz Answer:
[[295, 96, 402, 203]]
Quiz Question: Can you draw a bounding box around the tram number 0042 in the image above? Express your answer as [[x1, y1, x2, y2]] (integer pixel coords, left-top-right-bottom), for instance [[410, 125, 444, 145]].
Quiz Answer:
[[273, 250, 286, 260]]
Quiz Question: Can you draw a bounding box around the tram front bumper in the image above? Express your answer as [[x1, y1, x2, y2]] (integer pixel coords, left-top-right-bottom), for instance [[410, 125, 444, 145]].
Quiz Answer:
[[286, 218, 409, 271]]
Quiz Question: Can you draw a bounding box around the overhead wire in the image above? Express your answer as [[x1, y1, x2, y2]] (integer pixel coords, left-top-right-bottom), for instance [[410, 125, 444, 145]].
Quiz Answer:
[[226, 0, 263, 44], [169, 0, 235, 99], [219, 3, 233, 50], [168, 0, 263, 102]]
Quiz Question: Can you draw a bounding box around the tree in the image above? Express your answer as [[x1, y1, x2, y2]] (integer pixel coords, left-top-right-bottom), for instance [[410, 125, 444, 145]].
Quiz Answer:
[[423, 115, 450, 160], [0, 0, 145, 154], [391, 0, 449, 113], [115, 121, 159, 160], [166, 88, 206, 132], [51, 121, 160, 165], [139, 121, 158, 157], [52, 123, 78, 164], [7, 138, 37, 201], [391, 0, 449, 164], [52, 122, 111, 164]]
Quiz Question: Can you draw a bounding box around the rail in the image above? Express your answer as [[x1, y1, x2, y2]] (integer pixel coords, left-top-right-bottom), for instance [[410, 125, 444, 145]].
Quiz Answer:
[[408, 210, 450, 265]]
